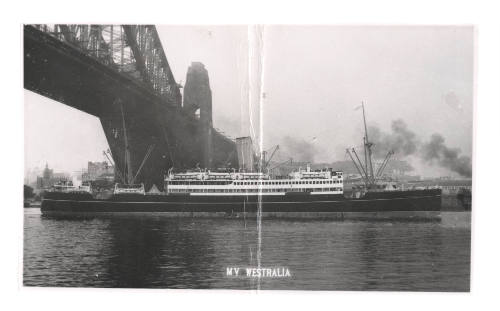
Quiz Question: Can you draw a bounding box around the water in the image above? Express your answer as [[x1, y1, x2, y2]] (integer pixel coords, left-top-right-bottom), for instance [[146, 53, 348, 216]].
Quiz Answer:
[[23, 208, 470, 291]]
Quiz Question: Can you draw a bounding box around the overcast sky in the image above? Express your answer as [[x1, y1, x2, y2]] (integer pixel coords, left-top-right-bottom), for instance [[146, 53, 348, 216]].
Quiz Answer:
[[25, 25, 473, 177]]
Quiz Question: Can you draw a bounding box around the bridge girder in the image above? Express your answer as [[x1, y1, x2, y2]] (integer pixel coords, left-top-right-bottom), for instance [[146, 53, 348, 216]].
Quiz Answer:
[[24, 25, 238, 189], [30, 24, 182, 106]]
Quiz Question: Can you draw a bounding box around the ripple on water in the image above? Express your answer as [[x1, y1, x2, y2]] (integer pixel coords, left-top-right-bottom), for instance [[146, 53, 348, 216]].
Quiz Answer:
[[23, 211, 471, 291]]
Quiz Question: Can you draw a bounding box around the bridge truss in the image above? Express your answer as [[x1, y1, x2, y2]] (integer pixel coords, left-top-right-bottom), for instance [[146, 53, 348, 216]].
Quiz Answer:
[[31, 24, 182, 106]]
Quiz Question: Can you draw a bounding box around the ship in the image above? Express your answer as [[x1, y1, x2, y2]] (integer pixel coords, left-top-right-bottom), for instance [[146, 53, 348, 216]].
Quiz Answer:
[[41, 103, 442, 220]]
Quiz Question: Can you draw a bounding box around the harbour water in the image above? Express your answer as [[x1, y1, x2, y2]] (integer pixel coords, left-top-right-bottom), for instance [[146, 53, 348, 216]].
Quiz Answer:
[[23, 208, 470, 291]]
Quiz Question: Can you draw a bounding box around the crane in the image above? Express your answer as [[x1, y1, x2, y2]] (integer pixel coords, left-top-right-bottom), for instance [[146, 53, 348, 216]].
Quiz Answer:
[[130, 144, 156, 185], [346, 149, 366, 183], [261, 145, 280, 170], [350, 147, 372, 187], [375, 150, 394, 178]]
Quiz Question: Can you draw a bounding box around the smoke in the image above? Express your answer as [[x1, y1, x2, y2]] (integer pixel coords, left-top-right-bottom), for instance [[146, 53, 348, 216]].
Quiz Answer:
[[421, 134, 472, 178], [368, 119, 471, 178], [369, 119, 419, 158], [281, 136, 317, 163]]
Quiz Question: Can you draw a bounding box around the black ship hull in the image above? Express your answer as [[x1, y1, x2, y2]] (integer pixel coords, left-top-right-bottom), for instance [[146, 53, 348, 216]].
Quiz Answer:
[[41, 189, 442, 220]]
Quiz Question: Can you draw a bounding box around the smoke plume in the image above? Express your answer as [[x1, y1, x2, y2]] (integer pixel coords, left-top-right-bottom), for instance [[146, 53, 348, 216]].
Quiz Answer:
[[369, 119, 419, 158], [421, 134, 472, 178], [368, 119, 471, 177], [281, 136, 316, 163]]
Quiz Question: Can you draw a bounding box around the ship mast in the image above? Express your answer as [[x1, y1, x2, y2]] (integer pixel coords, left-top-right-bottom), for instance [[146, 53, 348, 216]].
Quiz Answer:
[[348, 102, 395, 188], [120, 104, 133, 185], [361, 102, 375, 185]]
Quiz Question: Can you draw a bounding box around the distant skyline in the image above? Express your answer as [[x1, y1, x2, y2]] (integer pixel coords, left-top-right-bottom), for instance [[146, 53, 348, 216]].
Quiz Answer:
[[24, 25, 473, 178]]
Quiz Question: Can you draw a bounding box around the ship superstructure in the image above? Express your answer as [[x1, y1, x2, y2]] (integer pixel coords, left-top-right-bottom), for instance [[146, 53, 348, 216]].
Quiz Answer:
[[49, 180, 92, 194], [165, 165, 343, 196]]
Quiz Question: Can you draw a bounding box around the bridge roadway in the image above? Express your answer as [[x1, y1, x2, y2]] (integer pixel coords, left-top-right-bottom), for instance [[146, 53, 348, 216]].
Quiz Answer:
[[24, 25, 237, 190]]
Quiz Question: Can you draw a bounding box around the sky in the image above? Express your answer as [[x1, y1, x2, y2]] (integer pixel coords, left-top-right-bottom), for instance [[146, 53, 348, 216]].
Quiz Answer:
[[24, 25, 473, 178]]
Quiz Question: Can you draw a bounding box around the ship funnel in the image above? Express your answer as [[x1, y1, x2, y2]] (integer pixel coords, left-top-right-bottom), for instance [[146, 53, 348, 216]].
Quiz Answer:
[[235, 136, 254, 172]]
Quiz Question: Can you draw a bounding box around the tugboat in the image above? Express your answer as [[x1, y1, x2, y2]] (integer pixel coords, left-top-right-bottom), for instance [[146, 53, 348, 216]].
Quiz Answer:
[[44, 180, 93, 201]]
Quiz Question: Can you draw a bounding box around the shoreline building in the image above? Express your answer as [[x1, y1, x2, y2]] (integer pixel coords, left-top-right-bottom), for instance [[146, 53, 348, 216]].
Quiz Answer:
[[82, 161, 114, 182], [36, 163, 70, 189]]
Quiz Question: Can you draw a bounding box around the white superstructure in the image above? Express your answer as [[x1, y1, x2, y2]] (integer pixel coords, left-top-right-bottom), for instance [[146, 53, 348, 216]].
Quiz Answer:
[[114, 183, 145, 195], [165, 165, 343, 196], [50, 180, 92, 193]]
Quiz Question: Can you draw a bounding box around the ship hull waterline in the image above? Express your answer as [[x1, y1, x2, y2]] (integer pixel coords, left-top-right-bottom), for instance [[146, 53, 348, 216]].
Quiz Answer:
[[41, 190, 442, 220]]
